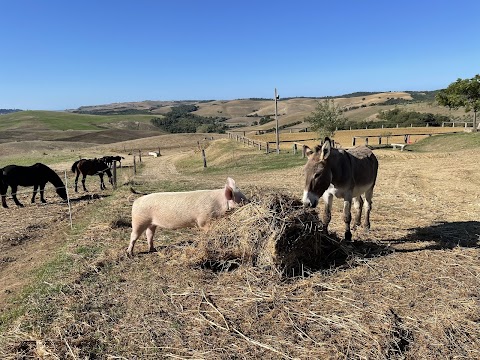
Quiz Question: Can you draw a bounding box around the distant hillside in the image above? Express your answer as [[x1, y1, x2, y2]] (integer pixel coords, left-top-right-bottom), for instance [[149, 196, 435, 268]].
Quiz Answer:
[[0, 110, 165, 145], [66, 90, 459, 134]]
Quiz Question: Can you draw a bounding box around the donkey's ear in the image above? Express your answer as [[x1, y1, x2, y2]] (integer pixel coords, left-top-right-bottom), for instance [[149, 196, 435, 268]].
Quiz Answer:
[[305, 145, 315, 158], [320, 139, 331, 160]]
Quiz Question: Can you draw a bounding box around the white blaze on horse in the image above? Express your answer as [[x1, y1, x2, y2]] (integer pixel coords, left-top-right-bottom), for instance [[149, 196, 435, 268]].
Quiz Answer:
[[127, 177, 248, 256], [302, 137, 379, 241]]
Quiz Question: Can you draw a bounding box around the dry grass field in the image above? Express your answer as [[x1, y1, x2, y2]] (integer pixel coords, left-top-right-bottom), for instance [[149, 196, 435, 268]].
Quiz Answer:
[[244, 126, 464, 151], [0, 131, 479, 359]]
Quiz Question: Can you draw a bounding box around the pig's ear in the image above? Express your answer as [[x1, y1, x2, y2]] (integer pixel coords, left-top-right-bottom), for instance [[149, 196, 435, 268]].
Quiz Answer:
[[224, 185, 234, 200], [226, 177, 236, 190]]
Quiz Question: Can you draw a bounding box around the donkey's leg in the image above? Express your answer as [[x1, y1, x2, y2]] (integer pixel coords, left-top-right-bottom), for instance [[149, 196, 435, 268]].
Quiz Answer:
[[82, 175, 88, 192], [364, 187, 374, 230], [11, 185, 24, 207], [321, 192, 333, 234], [31, 184, 38, 203], [343, 195, 353, 241], [146, 225, 157, 253], [352, 196, 364, 228]]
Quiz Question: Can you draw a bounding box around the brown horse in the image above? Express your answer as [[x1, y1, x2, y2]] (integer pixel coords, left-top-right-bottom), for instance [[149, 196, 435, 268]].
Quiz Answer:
[[71, 159, 113, 192], [302, 137, 379, 241]]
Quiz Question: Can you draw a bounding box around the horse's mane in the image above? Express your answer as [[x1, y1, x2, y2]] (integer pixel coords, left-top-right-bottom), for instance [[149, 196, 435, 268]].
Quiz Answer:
[[37, 163, 65, 188]]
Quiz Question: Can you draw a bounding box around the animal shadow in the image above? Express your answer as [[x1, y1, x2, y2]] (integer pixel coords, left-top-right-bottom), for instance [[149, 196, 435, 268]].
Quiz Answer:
[[393, 221, 480, 251], [69, 194, 111, 203], [290, 220, 480, 276]]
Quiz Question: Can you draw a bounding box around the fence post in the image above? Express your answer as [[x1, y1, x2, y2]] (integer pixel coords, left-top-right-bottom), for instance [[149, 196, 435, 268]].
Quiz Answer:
[[302, 145, 307, 159], [352, 137, 356, 146], [139, 150, 142, 163], [293, 143, 297, 155], [266, 142, 270, 154], [365, 137, 369, 146], [113, 162, 117, 189], [202, 149, 207, 168], [133, 156, 137, 175], [64, 170, 73, 230], [378, 137, 382, 145]]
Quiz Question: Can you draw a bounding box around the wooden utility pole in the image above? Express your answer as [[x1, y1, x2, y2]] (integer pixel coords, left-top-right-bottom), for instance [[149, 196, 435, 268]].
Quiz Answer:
[[275, 88, 280, 154]]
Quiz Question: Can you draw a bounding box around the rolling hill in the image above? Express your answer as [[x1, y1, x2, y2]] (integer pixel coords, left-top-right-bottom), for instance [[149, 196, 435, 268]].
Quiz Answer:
[[1, 90, 472, 147]]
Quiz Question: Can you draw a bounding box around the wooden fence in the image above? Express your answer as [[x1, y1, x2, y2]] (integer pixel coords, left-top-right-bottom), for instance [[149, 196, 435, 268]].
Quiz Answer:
[[351, 131, 464, 146]]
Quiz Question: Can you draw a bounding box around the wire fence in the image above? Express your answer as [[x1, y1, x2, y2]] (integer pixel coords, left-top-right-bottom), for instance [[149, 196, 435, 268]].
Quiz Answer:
[[0, 163, 134, 230]]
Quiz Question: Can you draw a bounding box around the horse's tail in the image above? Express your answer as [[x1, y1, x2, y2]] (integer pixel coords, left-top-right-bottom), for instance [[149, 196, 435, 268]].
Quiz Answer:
[[71, 160, 80, 173]]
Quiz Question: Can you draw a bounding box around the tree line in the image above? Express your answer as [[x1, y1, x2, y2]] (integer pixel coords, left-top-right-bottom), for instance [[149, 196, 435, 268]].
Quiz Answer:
[[0, 109, 22, 115], [150, 105, 228, 133]]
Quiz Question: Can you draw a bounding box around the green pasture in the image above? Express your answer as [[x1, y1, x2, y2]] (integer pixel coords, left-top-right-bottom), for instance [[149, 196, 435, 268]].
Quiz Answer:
[[407, 132, 480, 152], [175, 140, 306, 176], [0, 110, 158, 131]]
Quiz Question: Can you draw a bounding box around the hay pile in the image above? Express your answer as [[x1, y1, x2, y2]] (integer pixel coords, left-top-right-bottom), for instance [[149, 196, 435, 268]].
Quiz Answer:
[[194, 189, 348, 275]]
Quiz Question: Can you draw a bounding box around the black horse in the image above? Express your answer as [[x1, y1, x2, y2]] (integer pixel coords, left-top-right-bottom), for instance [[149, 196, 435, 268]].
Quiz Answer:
[[0, 163, 68, 208], [71, 158, 113, 192], [100, 155, 125, 168]]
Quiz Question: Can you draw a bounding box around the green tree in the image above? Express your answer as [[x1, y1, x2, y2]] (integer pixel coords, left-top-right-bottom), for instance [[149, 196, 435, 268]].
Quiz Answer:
[[304, 99, 346, 138], [436, 74, 480, 131]]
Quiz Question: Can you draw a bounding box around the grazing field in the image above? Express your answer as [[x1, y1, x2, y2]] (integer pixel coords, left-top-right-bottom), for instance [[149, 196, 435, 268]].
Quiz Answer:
[[0, 132, 479, 359]]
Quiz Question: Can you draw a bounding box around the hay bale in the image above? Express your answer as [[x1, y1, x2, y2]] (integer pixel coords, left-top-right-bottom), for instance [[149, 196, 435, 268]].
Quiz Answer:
[[194, 189, 345, 275]]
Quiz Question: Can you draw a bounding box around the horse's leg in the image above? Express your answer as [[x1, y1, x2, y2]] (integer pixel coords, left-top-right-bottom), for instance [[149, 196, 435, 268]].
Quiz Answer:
[[82, 175, 88, 192], [343, 194, 353, 241], [321, 192, 333, 235], [74, 172, 80, 192], [11, 185, 24, 207], [99, 174, 105, 190], [363, 187, 374, 231], [1, 190, 7, 208], [146, 225, 157, 253], [31, 184, 38, 203], [352, 196, 364, 229], [39, 184, 47, 203]]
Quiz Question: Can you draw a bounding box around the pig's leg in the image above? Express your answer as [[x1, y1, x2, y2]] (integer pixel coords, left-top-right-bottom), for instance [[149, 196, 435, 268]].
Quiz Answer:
[[127, 222, 147, 256], [146, 225, 157, 253]]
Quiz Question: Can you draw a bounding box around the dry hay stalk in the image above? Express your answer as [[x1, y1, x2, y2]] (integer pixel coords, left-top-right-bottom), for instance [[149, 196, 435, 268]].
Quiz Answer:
[[192, 189, 351, 276]]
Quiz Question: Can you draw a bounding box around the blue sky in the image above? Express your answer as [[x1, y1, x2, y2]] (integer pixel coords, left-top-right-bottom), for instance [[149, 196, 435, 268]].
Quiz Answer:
[[1, 0, 479, 110]]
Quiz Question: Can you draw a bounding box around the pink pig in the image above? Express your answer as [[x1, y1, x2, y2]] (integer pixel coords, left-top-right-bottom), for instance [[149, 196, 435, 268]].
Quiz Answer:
[[127, 177, 247, 256]]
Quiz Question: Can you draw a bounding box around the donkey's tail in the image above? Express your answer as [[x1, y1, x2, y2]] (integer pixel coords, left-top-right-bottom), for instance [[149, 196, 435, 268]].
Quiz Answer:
[[71, 160, 80, 173]]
